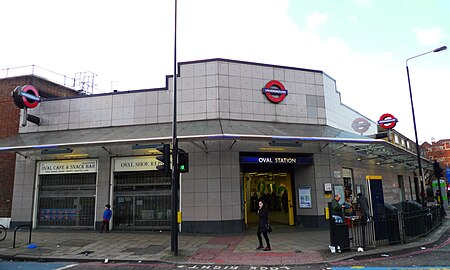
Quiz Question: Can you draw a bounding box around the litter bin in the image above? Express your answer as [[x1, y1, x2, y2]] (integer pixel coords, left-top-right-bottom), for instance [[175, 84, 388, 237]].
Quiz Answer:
[[328, 202, 350, 251], [330, 218, 350, 251], [384, 203, 400, 244], [402, 200, 426, 237]]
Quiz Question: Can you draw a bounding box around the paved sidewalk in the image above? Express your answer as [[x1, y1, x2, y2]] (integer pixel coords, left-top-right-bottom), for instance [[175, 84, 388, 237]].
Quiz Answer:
[[0, 218, 448, 266]]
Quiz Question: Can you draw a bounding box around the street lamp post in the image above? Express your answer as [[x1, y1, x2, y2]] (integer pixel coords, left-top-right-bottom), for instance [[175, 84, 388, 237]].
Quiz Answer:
[[406, 45, 447, 205], [171, 0, 179, 255]]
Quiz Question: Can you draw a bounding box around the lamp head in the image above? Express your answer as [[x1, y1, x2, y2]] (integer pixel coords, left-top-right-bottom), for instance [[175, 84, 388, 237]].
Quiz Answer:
[[433, 46, 447, 53]]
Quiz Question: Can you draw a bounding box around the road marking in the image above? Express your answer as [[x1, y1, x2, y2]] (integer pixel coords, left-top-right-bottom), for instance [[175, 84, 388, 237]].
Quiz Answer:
[[56, 264, 78, 270]]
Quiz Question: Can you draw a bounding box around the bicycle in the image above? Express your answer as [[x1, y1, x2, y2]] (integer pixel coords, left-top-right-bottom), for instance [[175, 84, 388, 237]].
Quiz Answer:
[[0, 224, 6, 241]]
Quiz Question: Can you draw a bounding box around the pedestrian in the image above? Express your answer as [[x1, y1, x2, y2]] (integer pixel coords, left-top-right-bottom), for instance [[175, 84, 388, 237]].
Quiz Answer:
[[343, 196, 354, 217], [356, 193, 369, 223], [331, 194, 344, 223], [100, 204, 112, 233], [256, 200, 271, 251], [251, 192, 258, 212], [282, 190, 288, 213]]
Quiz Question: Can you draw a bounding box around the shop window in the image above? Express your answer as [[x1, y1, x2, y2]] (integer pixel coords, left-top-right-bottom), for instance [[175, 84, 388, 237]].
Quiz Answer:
[[342, 168, 354, 201], [113, 171, 171, 229], [38, 173, 96, 227]]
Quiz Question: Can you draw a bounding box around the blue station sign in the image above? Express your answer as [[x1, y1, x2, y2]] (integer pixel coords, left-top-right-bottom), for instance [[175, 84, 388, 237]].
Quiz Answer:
[[240, 156, 313, 165]]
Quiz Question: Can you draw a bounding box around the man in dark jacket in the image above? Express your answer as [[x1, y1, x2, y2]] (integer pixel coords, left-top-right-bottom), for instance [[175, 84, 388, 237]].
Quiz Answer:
[[357, 193, 370, 223], [331, 194, 344, 223]]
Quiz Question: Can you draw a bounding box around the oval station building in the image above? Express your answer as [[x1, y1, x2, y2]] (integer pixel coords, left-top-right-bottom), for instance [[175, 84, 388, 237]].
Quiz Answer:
[[0, 59, 433, 233]]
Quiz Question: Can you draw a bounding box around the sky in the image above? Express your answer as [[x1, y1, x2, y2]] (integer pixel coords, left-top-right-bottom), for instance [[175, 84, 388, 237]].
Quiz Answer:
[[1, 0, 449, 143]]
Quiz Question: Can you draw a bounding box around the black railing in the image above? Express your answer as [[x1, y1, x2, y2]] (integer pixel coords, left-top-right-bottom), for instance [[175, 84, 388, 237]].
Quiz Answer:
[[330, 205, 444, 251]]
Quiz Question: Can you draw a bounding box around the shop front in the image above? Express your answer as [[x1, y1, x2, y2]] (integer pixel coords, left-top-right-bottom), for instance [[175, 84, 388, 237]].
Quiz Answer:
[[112, 156, 172, 230], [35, 159, 97, 228]]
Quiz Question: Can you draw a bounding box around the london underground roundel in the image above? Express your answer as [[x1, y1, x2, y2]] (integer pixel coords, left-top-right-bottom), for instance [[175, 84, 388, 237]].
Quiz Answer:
[[378, 113, 398, 129], [12, 85, 41, 109], [262, 80, 288, 103], [351, 117, 371, 134]]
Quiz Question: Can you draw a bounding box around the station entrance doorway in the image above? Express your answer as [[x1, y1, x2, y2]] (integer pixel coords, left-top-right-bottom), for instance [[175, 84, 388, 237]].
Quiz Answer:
[[243, 169, 295, 228]]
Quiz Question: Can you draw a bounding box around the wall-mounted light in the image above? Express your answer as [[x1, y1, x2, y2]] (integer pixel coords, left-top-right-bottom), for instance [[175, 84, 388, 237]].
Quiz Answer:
[[269, 141, 302, 147], [132, 144, 162, 150], [259, 147, 285, 151], [41, 148, 73, 155], [357, 157, 362, 161], [64, 153, 89, 158]]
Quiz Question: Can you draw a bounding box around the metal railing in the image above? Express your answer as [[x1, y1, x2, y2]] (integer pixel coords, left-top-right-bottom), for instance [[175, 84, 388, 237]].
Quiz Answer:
[[13, 224, 32, 248], [1, 65, 108, 94], [332, 206, 445, 251]]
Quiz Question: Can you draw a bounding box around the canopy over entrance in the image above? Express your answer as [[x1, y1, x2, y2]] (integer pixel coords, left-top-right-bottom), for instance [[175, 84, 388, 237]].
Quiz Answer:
[[0, 119, 432, 171]]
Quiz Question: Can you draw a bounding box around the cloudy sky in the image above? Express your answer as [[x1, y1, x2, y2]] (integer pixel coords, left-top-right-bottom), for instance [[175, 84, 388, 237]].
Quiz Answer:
[[1, 0, 449, 142]]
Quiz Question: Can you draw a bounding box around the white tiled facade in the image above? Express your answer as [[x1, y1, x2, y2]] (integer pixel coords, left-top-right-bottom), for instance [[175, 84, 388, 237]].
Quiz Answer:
[[23, 60, 377, 134]]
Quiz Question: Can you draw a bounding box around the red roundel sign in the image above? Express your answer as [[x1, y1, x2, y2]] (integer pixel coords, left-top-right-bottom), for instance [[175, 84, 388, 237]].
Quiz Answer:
[[12, 85, 41, 109], [262, 80, 288, 103], [378, 113, 398, 129]]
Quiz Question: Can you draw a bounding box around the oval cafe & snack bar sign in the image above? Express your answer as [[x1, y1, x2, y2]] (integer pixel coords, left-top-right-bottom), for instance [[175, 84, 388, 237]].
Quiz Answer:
[[262, 80, 288, 103]]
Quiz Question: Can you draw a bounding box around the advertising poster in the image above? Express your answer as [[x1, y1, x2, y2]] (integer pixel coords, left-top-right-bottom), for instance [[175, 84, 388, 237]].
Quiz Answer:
[[299, 186, 312, 208]]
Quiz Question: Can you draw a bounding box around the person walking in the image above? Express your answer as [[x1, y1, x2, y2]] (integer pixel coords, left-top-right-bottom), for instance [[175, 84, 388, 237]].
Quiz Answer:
[[282, 190, 288, 213], [100, 204, 112, 233], [256, 200, 271, 251]]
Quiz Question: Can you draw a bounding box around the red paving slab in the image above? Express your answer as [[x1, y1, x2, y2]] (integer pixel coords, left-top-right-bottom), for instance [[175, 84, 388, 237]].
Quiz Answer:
[[187, 235, 325, 265]]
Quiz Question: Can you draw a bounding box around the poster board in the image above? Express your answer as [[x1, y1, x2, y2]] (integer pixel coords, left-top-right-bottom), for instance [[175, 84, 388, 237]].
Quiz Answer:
[[298, 186, 312, 208], [334, 184, 345, 204]]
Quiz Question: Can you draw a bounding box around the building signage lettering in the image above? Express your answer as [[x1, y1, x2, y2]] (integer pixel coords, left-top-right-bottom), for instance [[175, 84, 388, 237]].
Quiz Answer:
[[38, 160, 98, 175], [258, 157, 297, 164], [240, 156, 313, 165], [176, 266, 290, 270], [262, 80, 288, 103], [114, 156, 162, 172]]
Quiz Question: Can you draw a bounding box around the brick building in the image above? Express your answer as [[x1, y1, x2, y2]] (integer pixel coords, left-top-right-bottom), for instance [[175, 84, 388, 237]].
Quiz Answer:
[[0, 75, 79, 217], [423, 139, 450, 171]]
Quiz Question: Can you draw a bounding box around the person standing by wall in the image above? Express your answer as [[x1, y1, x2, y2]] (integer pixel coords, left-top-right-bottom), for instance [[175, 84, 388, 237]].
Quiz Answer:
[[343, 196, 354, 217], [256, 200, 271, 251], [100, 204, 112, 233], [356, 193, 370, 223], [331, 194, 344, 223]]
